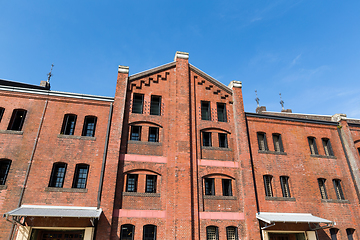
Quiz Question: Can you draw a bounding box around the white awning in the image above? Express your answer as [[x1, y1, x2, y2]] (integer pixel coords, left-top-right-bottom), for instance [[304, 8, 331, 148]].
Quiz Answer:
[[256, 212, 333, 224], [4, 205, 102, 219]]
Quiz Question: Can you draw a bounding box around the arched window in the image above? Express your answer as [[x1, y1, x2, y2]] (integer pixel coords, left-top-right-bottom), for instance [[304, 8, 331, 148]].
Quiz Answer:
[[308, 137, 318, 155], [82, 116, 97, 137], [226, 226, 238, 240], [143, 225, 156, 240], [206, 226, 219, 240], [346, 228, 355, 240], [322, 138, 334, 156], [8, 109, 27, 131], [0, 159, 11, 185], [257, 132, 268, 151], [60, 114, 77, 135], [120, 224, 134, 240], [272, 133, 284, 152], [330, 228, 339, 240], [72, 164, 89, 189], [263, 175, 273, 197], [333, 179, 345, 200], [49, 162, 67, 188]]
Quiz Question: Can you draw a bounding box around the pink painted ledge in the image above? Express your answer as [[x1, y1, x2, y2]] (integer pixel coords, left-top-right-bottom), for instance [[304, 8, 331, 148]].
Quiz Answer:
[[200, 212, 244, 220], [120, 154, 167, 163], [113, 209, 166, 218], [198, 159, 238, 168]]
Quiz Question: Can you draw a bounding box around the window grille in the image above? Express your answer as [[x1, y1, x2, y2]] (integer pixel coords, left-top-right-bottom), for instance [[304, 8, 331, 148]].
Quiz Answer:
[[150, 95, 161, 115], [130, 126, 141, 141], [322, 138, 334, 156], [217, 103, 227, 122], [126, 174, 138, 192], [317, 178, 328, 199], [8, 109, 27, 131], [49, 163, 67, 188], [257, 132, 268, 151], [0, 159, 11, 185], [273, 134, 284, 152], [206, 226, 219, 240], [226, 227, 238, 240], [61, 114, 77, 135], [204, 178, 215, 195], [222, 179, 232, 196], [132, 94, 144, 114], [280, 176, 291, 198], [0, 107, 4, 122], [143, 225, 156, 240], [148, 127, 159, 142], [201, 101, 211, 120], [72, 164, 89, 189], [82, 116, 97, 137], [121, 224, 134, 240], [263, 175, 273, 197], [203, 132, 212, 147], [145, 175, 157, 193], [333, 179, 345, 200], [218, 133, 228, 148], [308, 137, 318, 155]]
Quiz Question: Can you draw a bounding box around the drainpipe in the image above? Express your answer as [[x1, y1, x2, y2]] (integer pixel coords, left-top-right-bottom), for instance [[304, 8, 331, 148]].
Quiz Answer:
[[8, 100, 48, 240]]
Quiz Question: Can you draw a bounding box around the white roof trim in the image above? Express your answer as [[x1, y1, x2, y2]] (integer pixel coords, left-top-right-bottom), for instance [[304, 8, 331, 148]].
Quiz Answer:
[[256, 212, 333, 224]]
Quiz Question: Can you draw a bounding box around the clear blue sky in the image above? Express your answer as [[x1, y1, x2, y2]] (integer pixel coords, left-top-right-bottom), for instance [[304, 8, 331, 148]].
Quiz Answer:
[[1, 1, 359, 118]]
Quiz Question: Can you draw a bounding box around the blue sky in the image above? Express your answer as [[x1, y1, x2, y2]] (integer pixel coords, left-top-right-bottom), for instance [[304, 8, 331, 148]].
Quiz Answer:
[[1, 0, 360, 118]]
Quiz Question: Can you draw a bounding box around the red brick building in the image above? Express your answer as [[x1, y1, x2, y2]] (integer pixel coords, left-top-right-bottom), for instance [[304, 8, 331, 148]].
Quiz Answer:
[[0, 52, 359, 240]]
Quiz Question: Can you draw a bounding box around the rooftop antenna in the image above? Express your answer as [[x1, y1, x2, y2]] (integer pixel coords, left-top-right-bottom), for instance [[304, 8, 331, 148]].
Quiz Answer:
[[255, 90, 260, 107], [47, 64, 54, 83], [279, 93, 285, 110]]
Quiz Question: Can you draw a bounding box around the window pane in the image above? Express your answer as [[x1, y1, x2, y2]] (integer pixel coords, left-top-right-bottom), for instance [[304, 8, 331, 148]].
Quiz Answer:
[[257, 133, 268, 151], [318, 178, 328, 199], [222, 179, 232, 196], [308, 137, 318, 155], [126, 174, 138, 192], [280, 176, 291, 198], [201, 101, 211, 120], [0, 107, 4, 122], [263, 175, 273, 197], [226, 227, 237, 240], [333, 179, 345, 200], [121, 224, 134, 240], [346, 229, 354, 240], [130, 126, 141, 141], [0, 160, 11, 185], [206, 226, 218, 240], [148, 127, 159, 142], [61, 114, 77, 135], [49, 163, 67, 188], [204, 178, 215, 195], [203, 132, 212, 147], [8, 109, 27, 131], [217, 103, 227, 122], [143, 225, 156, 240], [146, 175, 157, 193], [150, 96, 161, 115], [132, 94, 143, 114], [322, 138, 334, 156], [273, 134, 284, 152], [219, 133, 228, 148], [82, 116, 97, 137], [72, 164, 89, 189], [330, 228, 338, 240]]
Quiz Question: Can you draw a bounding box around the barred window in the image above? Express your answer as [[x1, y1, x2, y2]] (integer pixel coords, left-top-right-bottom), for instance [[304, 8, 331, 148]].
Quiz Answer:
[[333, 179, 345, 200], [126, 174, 138, 192], [72, 164, 89, 189], [263, 175, 273, 197], [82, 116, 97, 137], [226, 226, 238, 240], [206, 226, 219, 240], [308, 137, 318, 155], [49, 163, 67, 188], [322, 138, 334, 156], [145, 175, 157, 193], [273, 133, 284, 152], [280, 176, 291, 198], [317, 178, 328, 199], [257, 132, 268, 151]]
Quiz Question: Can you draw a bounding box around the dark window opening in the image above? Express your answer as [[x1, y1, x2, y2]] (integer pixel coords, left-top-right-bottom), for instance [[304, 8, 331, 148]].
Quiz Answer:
[[126, 174, 138, 192], [203, 132, 212, 147], [330, 228, 338, 240], [0, 159, 11, 185], [121, 224, 134, 240], [61, 114, 77, 135], [318, 178, 328, 199], [222, 179, 232, 196], [150, 95, 161, 115], [308, 137, 318, 155], [132, 94, 144, 114], [72, 164, 89, 189], [257, 132, 268, 151], [206, 226, 219, 240], [145, 175, 157, 193], [346, 228, 355, 240], [8, 109, 27, 131], [217, 103, 227, 122], [226, 226, 238, 240], [143, 225, 156, 240], [333, 179, 345, 200], [82, 116, 97, 137], [322, 138, 334, 156], [280, 176, 291, 198], [130, 126, 141, 141], [204, 178, 215, 195], [273, 134, 284, 152], [263, 175, 273, 197], [148, 127, 159, 142], [0, 107, 4, 122], [218, 133, 228, 148], [49, 163, 67, 188], [201, 101, 211, 120]]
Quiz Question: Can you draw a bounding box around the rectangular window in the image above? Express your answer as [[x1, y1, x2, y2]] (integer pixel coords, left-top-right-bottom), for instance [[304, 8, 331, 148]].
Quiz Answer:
[[82, 116, 97, 137], [206, 226, 219, 240], [0, 107, 4, 122], [257, 132, 268, 151], [8, 109, 27, 131], [121, 224, 134, 240], [203, 132, 212, 147], [0, 160, 11, 185], [150, 95, 161, 115], [148, 127, 159, 142], [143, 225, 156, 240], [273, 134, 284, 152], [330, 228, 338, 240], [132, 93, 144, 114], [280, 176, 291, 198], [333, 179, 345, 200], [263, 175, 273, 197], [72, 164, 89, 189], [49, 163, 67, 188], [201, 101, 211, 120], [217, 103, 227, 122], [130, 126, 141, 141], [145, 175, 157, 193], [308, 137, 318, 155], [222, 179, 232, 196], [126, 174, 138, 192], [346, 229, 354, 240], [322, 138, 334, 156], [218, 133, 228, 148], [61, 114, 77, 135], [204, 178, 215, 195], [226, 227, 238, 240], [318, 178, 328, 199]]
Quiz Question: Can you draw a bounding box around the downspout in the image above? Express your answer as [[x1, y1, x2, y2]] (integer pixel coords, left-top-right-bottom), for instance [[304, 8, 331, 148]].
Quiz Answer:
[[9, 100, 48, 240]]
